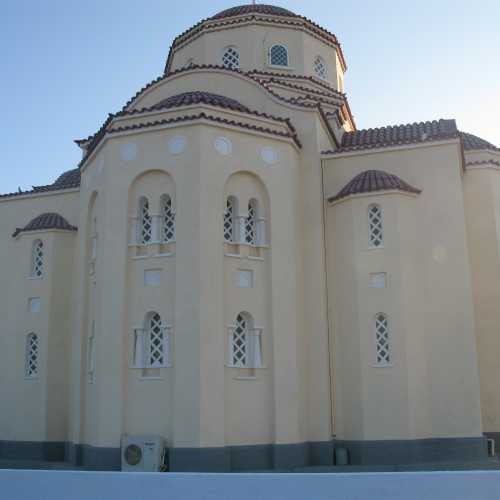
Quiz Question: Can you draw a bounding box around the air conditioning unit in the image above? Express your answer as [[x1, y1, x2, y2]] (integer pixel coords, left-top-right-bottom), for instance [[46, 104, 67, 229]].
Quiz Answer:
[[487, 438, 496, 457], [121, 435, 166, 472]]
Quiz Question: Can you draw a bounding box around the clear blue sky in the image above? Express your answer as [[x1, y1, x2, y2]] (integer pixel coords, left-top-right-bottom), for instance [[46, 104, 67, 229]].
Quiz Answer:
[[1, 0, 499, 194]]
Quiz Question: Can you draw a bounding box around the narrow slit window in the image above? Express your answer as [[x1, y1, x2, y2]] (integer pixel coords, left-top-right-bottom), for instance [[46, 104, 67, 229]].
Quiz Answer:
[[139, 197, 152, 244], [161, 195, 175, 242], [25, 333, 39, 378], [375, 313, 391, 366], [224, 197, 235, 242], [245, 199, 258, 245], [31, 240, 44, 278], [368, 204, 383, 248]]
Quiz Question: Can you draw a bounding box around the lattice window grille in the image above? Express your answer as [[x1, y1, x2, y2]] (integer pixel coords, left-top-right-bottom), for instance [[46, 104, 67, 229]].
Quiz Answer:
[[231, 314, 248, 367], [224, 198, 234, 242], [368, 205, 383, 248], [270, 45, 288, 66], [375, 314, 391, 365], [245, 202, 257, 245], [140, 199, 152, 244], [314, 56, 327, 79], [222, 47, 240, 69], [162, 197, 176, 242], [32, 241, 44, 277], [25, 333, 39, 378]]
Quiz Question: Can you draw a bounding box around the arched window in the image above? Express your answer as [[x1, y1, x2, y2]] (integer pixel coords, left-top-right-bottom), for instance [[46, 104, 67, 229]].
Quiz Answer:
[[161, 195, 175, 242], [368, 204, 383, 248], [269, 44, 288, 67], [222, 46, 240, 69], [314, 56, 328, 79], [25, 333, 39, 378], [245, 199, 258, 245], [132, 312, 172, 369], [139, 197, 152, 244], [229, 312, 262, 368], [375, 313, 391, 366], [224, 196, 238, 243], [31, 240, 44, 278]]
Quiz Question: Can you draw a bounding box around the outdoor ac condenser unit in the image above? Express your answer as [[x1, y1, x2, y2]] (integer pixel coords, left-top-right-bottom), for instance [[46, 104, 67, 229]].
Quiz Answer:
[[121, 435, 166, 472]]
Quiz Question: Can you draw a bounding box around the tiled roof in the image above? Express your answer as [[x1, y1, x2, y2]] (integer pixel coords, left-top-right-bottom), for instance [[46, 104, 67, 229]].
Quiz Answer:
[[12, 212, 77, 237], [108, 111, 302, 149], [212, 5, 297, 19], [324, 119, 458, 154], [0, 168, 81, 199], [459, 131, 499, 152], [52, 168, 81, 188], [152, 91, 250, 113], [328, 170, 421, 203]]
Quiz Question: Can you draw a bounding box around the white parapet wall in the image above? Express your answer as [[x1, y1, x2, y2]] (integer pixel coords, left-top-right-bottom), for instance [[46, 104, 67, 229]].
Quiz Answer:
[[2, 470, 500, 500]]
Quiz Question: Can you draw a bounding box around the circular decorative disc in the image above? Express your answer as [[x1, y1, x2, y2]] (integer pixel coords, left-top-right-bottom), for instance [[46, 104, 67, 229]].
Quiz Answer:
[[261, 146, 279, 165], [214, 136, 232, 156], [168, 135, 187, 155], [119, 143, 138, 161]]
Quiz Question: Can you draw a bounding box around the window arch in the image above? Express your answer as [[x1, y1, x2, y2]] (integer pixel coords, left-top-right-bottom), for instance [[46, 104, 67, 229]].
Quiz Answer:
[[314, 56, 328, 79], [138, 197, 152, 244], [269, 44, 289, 67], [132, 312, 172, 369], [374, 313, 391, 366], [222, 46, 240, 69], [31, 240, 44, 278], [245, 199, 258, 245], [224, 196, 239, 243], [161, 194, 175, 242], [25, 333, 39, 378], [368, 204, 383, 248], [229, 312, 262, 368]]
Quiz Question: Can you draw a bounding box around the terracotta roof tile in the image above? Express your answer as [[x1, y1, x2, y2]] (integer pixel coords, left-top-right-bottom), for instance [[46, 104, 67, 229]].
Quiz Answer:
[[212, 5, 296, 19], [328, 170, 421, 203], [12, 212, 77, 237], [151, 91, 250, 113], [459, 131, 499, 152], [107, 111, 302, 149], [324, 119, 458, 154], [0, 168, 81, 199]]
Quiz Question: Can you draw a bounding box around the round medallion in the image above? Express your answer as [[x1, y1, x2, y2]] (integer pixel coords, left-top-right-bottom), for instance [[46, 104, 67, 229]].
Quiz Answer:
[[214, 136, 232, 156], [168, 135, 187, 155], [261, 146, 279, 165], [119, 143, 138, 161]]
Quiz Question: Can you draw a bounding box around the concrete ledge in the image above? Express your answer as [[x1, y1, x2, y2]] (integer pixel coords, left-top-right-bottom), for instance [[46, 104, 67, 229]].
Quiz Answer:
[[334, 437, 489, 465]]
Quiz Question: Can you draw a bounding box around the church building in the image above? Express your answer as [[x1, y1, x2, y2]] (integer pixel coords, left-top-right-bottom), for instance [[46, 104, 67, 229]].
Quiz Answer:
[[1, 4, 499, 471]]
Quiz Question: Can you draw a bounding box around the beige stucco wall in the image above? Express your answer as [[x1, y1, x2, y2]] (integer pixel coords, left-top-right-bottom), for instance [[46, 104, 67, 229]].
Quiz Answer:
[[169, 23, 342, 90], [0, 191, 78, 442], [323, 141, 484, 440], [463, 163, 500, 433]]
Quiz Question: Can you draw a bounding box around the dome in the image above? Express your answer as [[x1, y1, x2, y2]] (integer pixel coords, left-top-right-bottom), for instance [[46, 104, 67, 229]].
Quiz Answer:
[[53, 168, 81, 188], [152, 91, 250, 113], [459, 131, 498, 152], [329, 170, 421, 203], [211, 4, 297, 19], [12, 212, 77, 237]]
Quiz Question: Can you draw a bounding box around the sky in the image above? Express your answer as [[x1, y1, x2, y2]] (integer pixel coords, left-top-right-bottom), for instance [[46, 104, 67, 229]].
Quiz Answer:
[[1, 0, 499, 194]]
